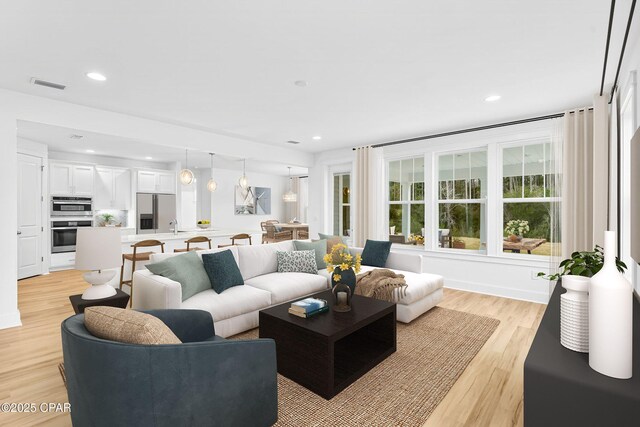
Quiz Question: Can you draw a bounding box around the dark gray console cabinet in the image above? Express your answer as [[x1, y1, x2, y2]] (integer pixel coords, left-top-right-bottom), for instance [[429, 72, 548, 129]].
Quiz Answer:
[[524, 284, 640, 426]]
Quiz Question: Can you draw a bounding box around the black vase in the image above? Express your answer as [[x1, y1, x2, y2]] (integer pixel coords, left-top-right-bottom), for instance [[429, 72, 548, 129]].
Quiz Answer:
[[331, 268, 356, 295]]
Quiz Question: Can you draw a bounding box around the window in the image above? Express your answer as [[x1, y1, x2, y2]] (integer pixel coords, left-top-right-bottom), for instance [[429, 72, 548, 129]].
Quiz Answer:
[[388, 157, 425, 246], [437, 150, 487, 252], [333, 173, 351, 237], [502, 141, 560, 256]]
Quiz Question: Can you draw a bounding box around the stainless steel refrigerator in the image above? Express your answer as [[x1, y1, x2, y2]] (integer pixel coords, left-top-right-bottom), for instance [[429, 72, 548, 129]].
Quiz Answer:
[[136, 193, 177, 234]]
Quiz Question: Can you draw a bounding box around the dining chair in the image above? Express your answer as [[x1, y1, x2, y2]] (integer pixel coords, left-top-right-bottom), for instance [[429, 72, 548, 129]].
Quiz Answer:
[[119, 240, 165, 307], [174, 236, 212, 253]]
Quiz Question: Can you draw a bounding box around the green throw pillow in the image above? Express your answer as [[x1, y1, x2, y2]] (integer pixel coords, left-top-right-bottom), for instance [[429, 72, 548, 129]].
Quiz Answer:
[[146, 251, 211, 301], [361, 239, 392, 268], [201, 250, 244, 293], [318, 233, 347, 243], [294, 239, 327, 269]]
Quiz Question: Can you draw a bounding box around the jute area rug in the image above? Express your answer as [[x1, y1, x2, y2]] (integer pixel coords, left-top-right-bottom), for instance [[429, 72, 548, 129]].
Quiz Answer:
[[232, 307, 499, 427]]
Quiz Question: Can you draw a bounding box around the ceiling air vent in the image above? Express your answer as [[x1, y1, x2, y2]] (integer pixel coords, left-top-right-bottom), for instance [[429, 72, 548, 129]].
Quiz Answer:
[[30, 77, 66, 90], [69, 134, 84, 140], [286, 140, 301, 145]]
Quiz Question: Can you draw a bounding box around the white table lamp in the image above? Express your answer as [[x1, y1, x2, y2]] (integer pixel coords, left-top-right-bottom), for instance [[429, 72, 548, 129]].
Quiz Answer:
[[75, 227, 122, 300]]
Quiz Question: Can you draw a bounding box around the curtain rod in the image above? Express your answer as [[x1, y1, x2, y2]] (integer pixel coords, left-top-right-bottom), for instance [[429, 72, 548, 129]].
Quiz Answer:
[[600, 0, 616, 96], [609, 0, 637, 103], [352, 108, 592, 150]]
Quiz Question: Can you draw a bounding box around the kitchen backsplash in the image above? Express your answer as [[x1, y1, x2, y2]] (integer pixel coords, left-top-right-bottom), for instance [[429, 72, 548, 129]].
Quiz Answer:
[[94, 210, 128, 227]]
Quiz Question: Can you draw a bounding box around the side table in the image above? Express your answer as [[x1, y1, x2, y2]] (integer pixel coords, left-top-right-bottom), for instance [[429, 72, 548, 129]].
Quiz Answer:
[[69, 289, 130, 314]]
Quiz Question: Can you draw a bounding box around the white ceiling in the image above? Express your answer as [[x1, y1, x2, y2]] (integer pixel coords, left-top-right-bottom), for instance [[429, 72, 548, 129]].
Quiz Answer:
[[0, 1, 630, 152], [17, 121, 308, 176]]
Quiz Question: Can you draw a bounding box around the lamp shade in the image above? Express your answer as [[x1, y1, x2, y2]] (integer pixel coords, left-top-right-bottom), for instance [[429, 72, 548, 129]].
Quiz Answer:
[[75, 227, 122, 271]]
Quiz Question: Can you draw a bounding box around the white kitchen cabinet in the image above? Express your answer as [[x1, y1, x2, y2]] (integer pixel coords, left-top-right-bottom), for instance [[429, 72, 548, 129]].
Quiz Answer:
[[49, 162, 94, 196], [137, 170, 176, 194], [72, 165, 94, 196], [49, 163, 73, 195], [95, 167, 131, 210], [157, 171, 176, 193]]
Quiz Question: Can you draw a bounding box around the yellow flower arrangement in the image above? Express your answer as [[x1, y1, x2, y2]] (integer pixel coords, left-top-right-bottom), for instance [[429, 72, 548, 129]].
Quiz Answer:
[[325, 243, 361, 282]]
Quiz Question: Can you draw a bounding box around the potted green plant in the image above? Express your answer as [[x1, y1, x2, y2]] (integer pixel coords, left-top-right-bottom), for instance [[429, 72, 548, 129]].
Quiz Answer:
[[538, 245, 627, 281], [101, 213, 115, 226]]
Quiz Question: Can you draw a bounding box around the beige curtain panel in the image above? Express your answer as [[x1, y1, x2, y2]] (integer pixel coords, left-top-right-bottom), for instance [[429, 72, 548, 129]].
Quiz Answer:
[[561, 104, 609, 257], [354, 146, 384, 247]]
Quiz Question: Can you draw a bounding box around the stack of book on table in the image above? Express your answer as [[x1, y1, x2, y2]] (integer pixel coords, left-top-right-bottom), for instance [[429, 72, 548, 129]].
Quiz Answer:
[[288, 297, 329, 318]]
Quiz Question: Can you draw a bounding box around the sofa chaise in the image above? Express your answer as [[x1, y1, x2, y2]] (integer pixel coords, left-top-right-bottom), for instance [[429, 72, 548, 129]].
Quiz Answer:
[[133, 240, 444, 337]]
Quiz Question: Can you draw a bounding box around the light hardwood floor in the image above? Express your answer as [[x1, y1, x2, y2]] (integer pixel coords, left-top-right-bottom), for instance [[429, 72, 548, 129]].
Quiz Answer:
[[0, 271, 545, 427]]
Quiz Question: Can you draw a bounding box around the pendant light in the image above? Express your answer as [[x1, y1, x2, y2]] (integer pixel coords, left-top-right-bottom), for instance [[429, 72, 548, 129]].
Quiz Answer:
[[207, 153, 217, 192], [283, 167, 297, 202], [238, 159, 249, 189], [179, 149, 194, 185]]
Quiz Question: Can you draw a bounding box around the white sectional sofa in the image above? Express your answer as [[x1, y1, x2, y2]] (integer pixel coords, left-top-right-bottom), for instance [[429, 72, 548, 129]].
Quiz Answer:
[[133, 240, 444, 337]]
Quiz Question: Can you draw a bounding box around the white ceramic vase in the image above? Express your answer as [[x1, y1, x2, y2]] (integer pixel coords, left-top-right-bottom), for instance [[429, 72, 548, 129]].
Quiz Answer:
[[589, 231, 633, 379], [560, 275, 590, 353]]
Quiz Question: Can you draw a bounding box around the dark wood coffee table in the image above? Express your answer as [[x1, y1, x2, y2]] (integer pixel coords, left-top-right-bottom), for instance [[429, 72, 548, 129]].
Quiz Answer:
[[259, 290, 396, 399]]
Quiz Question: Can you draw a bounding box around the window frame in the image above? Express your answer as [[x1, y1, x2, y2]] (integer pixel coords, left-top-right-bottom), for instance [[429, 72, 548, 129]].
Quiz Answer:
[[496, 138, 561, 260], [434, 147, 488, 254], [332, 172, 352, 238], [385, 155, 426, 249]]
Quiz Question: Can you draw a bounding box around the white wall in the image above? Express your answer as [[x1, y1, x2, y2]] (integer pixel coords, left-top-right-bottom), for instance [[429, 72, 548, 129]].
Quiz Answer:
[[209, 168, 288, 232], [615, 22, 640, 295], [0, 87, 313, 330]]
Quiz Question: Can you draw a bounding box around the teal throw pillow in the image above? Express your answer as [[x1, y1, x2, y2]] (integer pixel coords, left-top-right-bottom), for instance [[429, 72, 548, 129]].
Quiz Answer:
[[201, 250, 244, 293], [293, 239, 327, 269], [276, 250, 318, 274], [146, 251, 211, 301], [361, 239, 392, 268]]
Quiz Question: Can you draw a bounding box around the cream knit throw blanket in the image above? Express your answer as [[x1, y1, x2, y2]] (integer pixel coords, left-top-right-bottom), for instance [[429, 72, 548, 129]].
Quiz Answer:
[[355, 269, 408, 303]]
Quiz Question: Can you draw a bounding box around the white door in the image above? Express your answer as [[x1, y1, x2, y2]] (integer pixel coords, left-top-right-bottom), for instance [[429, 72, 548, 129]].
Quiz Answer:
[[72, 165, 94, 196], [94, 167, 114, 209], [137, 171, 157, 192], [157, 172, 176, 194], [17, 153, 43, 279], [113, 169, 131, 209], [49, 163, 73, 195]]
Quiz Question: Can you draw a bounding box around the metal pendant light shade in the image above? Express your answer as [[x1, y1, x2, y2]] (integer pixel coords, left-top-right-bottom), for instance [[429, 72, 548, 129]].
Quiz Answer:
[[238, 159, 249, 189], [283, 166, 297, 202], [179, 149, 194, 185], [207, 153, 217, 192]]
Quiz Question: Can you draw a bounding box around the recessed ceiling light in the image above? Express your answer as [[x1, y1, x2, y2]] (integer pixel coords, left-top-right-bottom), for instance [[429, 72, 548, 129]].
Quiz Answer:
[[312, 136, 322, 140], [86, 149, 95, 153], [145, 156, 153, 160], [485, 95, 501, 102], [294, 80, 308, 87], [86, 72, 107, 81]]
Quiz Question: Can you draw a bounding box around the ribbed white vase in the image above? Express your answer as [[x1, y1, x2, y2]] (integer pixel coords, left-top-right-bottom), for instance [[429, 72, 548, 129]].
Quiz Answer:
[[560, 275, 590, 353], [589, 231, 633, 379]]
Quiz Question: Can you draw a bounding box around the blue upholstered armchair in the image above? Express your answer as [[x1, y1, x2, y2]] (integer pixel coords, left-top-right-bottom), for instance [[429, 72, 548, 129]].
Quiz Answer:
[[61, 309, 278, 427]]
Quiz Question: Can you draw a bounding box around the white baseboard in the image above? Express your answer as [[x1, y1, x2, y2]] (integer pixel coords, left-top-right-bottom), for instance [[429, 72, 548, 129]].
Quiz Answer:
[[444, 279, 550, 304], [0, 310, 22, 330]]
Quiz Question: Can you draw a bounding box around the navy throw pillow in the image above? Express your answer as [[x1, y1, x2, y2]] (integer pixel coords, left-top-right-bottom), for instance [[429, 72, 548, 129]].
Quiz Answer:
[[202, 250, 244, 293], [361, 239, 392, 267]]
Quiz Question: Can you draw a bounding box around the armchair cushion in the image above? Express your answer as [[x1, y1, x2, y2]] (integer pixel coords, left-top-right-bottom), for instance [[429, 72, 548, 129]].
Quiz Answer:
[[361, 239, 392, 267], [202, 250, 244, 293], [146, 251, 211, 301], [84, 307, 181, 345]]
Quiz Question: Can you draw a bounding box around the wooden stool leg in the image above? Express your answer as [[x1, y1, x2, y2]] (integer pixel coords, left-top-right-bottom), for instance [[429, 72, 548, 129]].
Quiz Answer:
[[129, 257, 136, 308], [119, 255, 125, 290]]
